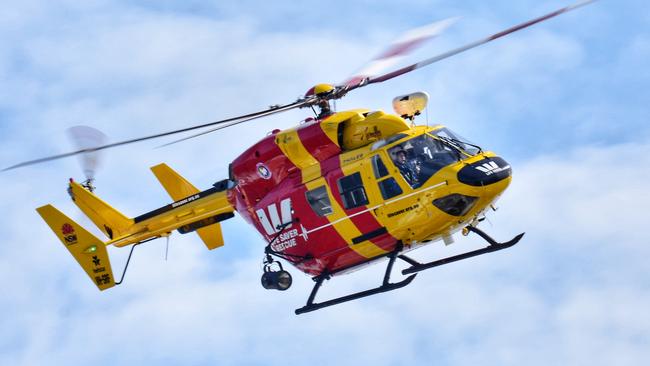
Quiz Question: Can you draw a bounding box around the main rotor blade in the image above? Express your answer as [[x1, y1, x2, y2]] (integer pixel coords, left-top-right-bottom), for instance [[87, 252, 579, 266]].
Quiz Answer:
[[355, 0, 596, 88], [3, 99, 312, 171], [158, 98, 314, 147], [342, 17, 458, 88]]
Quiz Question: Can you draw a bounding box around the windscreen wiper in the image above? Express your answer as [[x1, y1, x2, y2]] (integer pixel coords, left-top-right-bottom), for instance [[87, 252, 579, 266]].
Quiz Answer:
[[436, 135, 483, 154]]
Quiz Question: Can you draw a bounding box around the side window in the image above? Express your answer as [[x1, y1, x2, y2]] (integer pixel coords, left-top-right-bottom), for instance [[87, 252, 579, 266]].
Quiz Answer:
[[372, 155, 389, 178], [378, 178, 402, 200], [337, 172, 369, 209], [372, 155, 402, 200], [305, 186, 333, 217]]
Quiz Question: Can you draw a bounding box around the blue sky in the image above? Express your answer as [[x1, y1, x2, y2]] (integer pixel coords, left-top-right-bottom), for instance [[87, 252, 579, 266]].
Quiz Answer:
[[1, 1, 649, 365]]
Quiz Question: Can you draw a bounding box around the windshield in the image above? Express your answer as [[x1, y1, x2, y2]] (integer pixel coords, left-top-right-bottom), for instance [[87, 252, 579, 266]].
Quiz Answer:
[[388, 134, 462, 189], [429, 127, 481, 156]]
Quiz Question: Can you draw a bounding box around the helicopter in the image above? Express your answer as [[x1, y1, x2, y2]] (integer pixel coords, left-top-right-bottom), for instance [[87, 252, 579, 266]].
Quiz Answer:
[[5, 1, 596, 314]]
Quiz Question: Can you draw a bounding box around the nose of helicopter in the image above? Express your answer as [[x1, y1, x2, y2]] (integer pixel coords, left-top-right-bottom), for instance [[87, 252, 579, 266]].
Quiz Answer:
[[456, 156, 512, 187]]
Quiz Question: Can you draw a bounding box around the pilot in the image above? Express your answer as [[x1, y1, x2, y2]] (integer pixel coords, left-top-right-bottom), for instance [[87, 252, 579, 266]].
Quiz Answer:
[[394, 149, 419, 187]]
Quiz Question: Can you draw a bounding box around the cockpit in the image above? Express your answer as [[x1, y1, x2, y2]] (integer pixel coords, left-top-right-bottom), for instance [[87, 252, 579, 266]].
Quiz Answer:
[[387, 127, 481, 189]]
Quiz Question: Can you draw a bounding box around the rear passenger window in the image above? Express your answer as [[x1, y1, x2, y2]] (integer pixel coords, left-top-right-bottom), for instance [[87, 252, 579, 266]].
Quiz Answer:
[[337, 172, 369, 209], [305, 186, 333, 216]]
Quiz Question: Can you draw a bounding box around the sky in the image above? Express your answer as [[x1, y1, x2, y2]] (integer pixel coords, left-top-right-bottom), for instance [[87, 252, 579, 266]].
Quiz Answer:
[[1, 0, 649, 365]]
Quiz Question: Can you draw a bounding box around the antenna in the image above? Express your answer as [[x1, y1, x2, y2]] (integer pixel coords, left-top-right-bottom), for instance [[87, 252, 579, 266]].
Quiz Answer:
[[165, 235, 170, 261]]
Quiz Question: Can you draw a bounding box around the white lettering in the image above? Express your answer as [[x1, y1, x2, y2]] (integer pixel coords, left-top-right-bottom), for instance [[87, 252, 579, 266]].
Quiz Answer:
[[272, 238, 297, 251], [257, 198, 293, 236], [172, 194, 200, 208]]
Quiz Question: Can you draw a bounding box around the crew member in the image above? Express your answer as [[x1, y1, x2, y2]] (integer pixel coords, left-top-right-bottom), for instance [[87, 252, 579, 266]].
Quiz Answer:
[[394, 149, 419, 187]]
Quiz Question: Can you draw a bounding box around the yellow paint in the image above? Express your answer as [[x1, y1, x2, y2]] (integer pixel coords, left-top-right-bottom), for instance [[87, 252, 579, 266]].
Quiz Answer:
[[67, 179, 234, 249], [340, 110, 410, 150], [151, 163, 224, 250], [68, 182, 132, 239], [310, 83, 335, 96], [319, 109, 369, 145], [36, 205, 115, 291], [305, 179, 387, 259], [38, 106, 517, 291], [275, 128, 321, 184]]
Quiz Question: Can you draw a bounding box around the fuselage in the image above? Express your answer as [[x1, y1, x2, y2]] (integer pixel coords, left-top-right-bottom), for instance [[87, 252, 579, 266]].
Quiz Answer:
[[228, 109, 512, 276]]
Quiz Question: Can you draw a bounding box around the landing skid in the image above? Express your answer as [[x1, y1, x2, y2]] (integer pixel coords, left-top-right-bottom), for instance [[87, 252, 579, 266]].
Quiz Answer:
[[295, 245, 417, 315], [400, 226, 524, 275], [294, 226, 524, 315]]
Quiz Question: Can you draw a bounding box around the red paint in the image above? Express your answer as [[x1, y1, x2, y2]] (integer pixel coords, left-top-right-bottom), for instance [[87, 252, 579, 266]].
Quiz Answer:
[[377, 38, 427, 59], [61, 223, 74, 235], [323, 158, 397, 252], [296, 121, 341, 166], [230, 124, 382, 275]]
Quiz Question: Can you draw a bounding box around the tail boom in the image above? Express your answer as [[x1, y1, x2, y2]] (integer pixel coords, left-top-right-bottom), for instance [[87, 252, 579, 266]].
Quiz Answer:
[[37, 166, 236, 291], [105, 185, 235, 248], [65, 170, 235, 249]]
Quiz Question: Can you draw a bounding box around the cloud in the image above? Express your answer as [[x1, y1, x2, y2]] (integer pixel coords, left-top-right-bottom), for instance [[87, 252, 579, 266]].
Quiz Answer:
[[3, 142, 650, 366], [1, 1, 649, 365]]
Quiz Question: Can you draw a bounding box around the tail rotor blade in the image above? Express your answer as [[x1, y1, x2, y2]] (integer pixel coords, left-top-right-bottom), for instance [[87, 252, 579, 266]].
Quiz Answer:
[[67, 126, 107, 181]]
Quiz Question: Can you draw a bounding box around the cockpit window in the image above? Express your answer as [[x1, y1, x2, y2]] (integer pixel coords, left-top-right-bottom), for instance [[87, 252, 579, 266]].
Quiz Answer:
[[372, 155, 402, 199], [385, 133, 409, 145], [388, 134, 462, 188], [371, 133, 409, 151], [372, 155, 389, 179], [429, 128, 481, 156]]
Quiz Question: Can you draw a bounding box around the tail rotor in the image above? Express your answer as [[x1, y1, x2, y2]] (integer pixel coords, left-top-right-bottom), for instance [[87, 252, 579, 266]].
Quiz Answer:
[[67, 126, 107, 192]]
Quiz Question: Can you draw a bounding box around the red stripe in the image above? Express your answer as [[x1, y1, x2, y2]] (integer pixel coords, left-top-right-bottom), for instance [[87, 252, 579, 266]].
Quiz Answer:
[[489, 8, 565, 41], [377, 38, 427, 59], [297, 122, 341, 162], [325, 157, 397, 253], [368, 64, 418, 83], [280, 177, 368, 276]]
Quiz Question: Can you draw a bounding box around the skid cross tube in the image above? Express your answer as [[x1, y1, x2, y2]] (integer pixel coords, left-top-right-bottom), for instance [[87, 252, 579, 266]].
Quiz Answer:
[[401, 226, 524, 275], [295, 245, 417, 315]]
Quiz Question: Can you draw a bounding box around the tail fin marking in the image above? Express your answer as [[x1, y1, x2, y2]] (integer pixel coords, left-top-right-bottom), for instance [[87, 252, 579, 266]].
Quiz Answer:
[[36, 204, 116, 291]]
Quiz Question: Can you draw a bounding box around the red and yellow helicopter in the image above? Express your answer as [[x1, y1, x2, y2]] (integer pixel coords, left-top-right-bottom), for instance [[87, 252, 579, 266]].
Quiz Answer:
[[6, 1, 595, 314]]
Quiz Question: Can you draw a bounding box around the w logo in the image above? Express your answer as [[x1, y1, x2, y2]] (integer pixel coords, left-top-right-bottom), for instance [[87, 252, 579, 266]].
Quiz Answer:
[[255, 198, 292, 236], [475, 161, 506, 176]]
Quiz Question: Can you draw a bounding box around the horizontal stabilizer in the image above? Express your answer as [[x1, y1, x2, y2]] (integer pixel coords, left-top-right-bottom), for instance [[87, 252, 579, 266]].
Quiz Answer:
[[196, 225, 224, 250], [151, 163, 228, 250], [36, 205, 116, 291]]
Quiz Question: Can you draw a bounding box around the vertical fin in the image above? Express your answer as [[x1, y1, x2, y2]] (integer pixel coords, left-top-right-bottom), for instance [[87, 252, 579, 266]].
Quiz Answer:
[[150, 163, 224, 250], [150, 163, 201, 200], [36, 205, 116, 291]]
